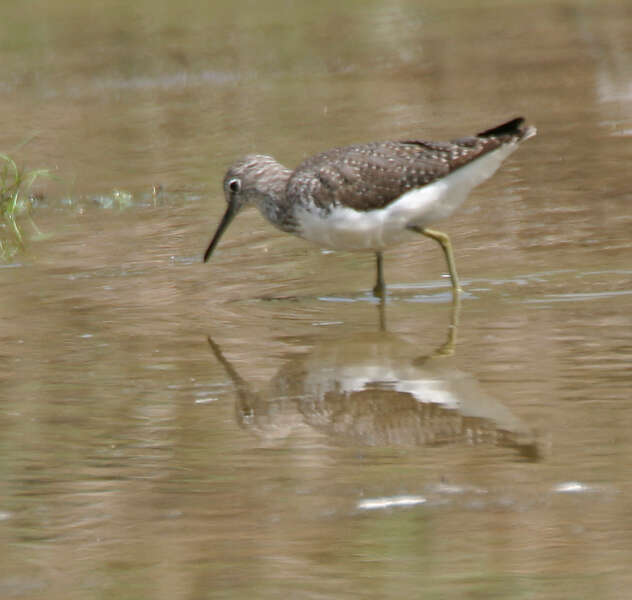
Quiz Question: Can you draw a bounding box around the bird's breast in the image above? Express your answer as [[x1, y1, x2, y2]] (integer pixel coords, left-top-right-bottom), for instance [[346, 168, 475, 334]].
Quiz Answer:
[[292, 178, 451, 251]]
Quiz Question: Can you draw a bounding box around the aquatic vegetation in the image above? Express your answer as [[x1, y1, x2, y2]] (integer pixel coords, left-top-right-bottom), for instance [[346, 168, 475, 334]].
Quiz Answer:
[[0, 153, 52, 260]]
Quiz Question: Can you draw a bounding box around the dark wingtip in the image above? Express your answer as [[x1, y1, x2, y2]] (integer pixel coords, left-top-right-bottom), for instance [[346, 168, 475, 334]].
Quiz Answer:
[[477, 117, 526, 138]]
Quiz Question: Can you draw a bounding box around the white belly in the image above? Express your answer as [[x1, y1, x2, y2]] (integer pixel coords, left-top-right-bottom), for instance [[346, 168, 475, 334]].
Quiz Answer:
[[293, 142, 520, 251]]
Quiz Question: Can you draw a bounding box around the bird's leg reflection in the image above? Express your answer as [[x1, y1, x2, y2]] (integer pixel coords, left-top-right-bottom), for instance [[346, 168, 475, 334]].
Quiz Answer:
[[371, 261, 461, 349]]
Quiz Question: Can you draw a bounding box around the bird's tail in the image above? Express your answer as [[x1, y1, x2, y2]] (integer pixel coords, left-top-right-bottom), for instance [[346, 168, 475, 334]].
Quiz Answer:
[[477, 117, 536, 142]]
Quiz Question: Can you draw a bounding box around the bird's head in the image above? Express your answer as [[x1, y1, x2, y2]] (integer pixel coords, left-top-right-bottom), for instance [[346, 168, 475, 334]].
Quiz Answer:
[[203, 155, 285, 262]]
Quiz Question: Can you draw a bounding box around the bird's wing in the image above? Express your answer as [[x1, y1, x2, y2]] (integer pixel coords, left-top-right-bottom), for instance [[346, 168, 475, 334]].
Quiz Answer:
[[287, 117, 529, 213]]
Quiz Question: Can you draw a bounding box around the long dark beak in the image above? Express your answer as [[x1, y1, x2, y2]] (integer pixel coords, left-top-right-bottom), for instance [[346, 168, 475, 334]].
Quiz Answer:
[[203, 199, 240, 262]]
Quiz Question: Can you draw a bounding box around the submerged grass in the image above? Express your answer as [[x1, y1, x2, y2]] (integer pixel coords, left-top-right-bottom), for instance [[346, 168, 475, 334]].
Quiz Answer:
[[0, 151, 54, 260]]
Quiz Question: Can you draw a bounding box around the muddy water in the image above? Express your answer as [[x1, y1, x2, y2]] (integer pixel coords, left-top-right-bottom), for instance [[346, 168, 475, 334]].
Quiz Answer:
[[2, 1, 632, 598]]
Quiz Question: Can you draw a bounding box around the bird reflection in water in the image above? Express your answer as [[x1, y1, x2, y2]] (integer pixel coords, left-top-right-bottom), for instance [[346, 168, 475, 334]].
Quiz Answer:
[[207, 303, 540, 461]]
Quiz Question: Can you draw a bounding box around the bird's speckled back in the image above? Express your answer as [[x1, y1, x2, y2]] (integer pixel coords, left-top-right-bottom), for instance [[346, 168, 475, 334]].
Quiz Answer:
[[286, 117, 533, 214]]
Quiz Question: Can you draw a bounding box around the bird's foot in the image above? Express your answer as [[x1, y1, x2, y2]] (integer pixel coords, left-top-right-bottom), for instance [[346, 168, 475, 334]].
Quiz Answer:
[[372, 283, 386, 299]]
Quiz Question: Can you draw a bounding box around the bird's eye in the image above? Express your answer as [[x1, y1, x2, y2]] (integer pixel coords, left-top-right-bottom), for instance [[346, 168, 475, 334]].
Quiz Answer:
[[228, 178, 241, 193]]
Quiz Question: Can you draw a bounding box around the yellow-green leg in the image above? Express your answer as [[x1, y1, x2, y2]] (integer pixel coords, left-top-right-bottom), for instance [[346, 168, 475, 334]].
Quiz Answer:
[[408, 225, 462, 295], [437, 290, 461, 356]]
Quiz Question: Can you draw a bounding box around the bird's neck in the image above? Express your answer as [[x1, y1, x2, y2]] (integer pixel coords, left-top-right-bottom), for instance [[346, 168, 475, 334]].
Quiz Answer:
[[252, 161, 296, 232]]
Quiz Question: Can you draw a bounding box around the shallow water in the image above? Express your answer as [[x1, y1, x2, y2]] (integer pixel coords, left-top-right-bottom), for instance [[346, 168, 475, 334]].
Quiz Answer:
[[2, 1, 632, 598]]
